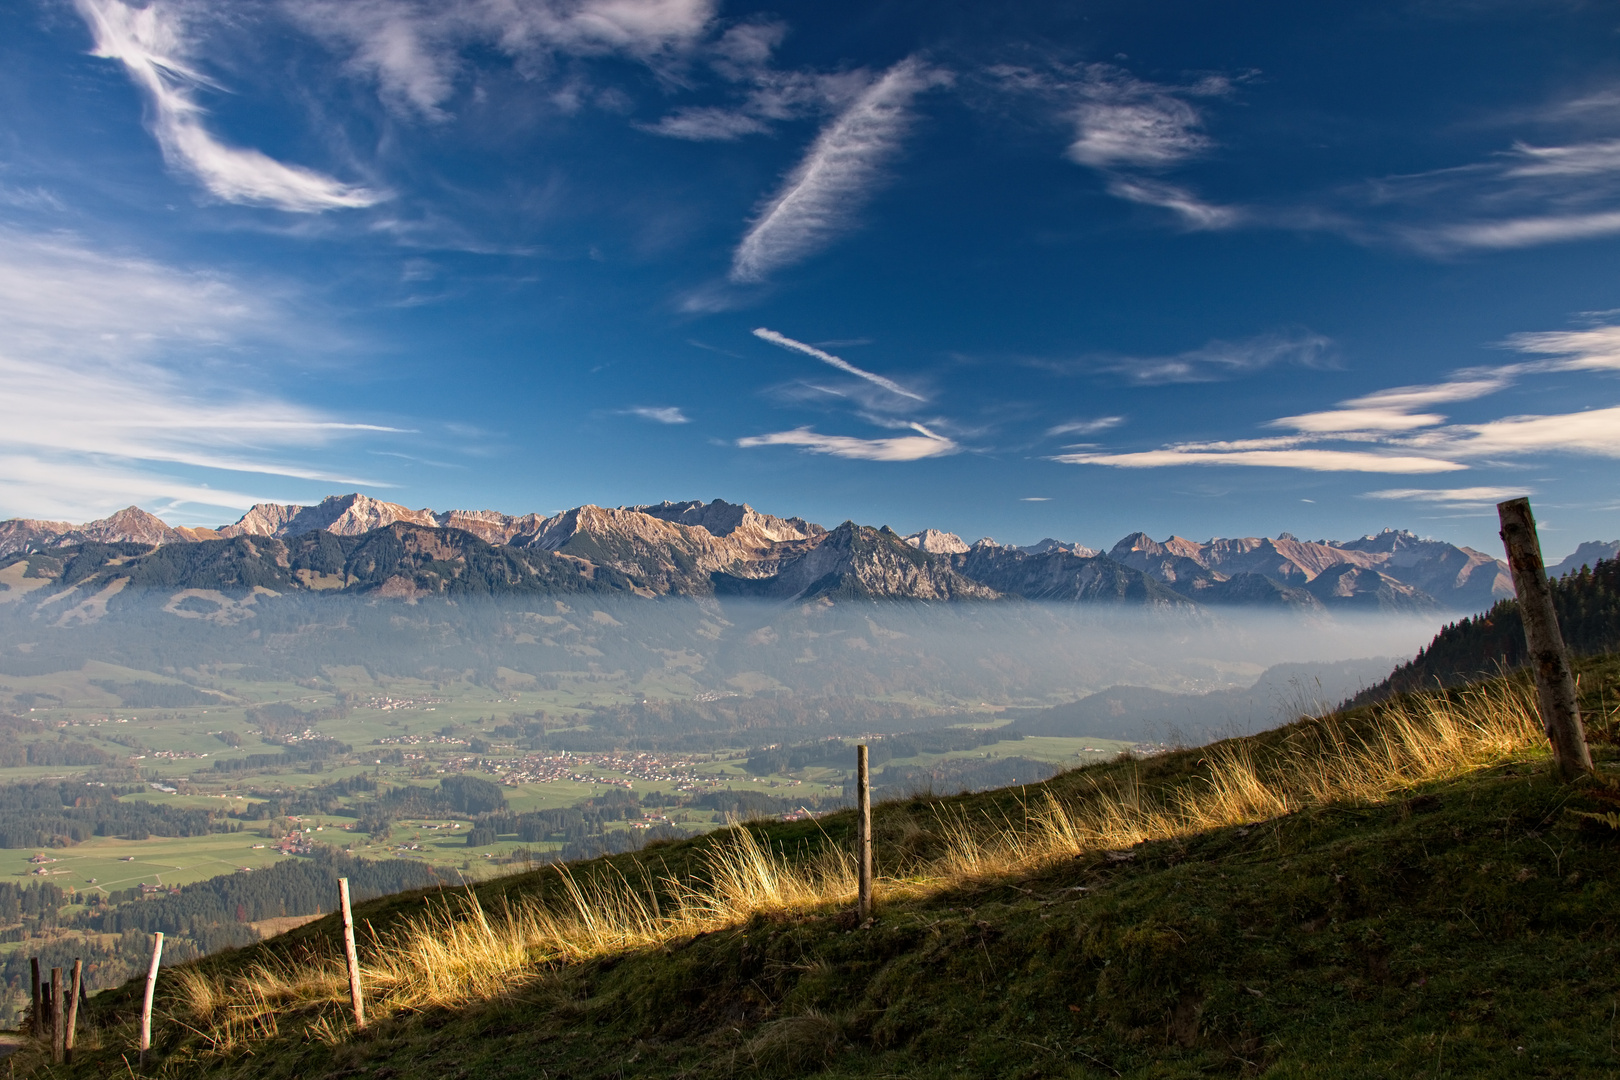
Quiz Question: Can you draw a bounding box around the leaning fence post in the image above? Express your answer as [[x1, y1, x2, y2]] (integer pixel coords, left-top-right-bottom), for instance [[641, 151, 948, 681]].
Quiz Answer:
[[65, 958, 82, 1065], [28, 958, 39, 1038], [339, 878, 367, 1030], [139, 932, 163, 1069], [50, 967, 63, 1063], [856, 744, 872, 922], [1498, 497, 1592, 780]]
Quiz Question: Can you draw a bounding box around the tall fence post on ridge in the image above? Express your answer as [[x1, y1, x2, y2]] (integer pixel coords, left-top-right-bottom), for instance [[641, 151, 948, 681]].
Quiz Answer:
[[139, 931, 163, 1069], [339, 877, 367, 1030], [65, 958, 82, 1065], [50, 967, 63, 1063], [856, 744, 872, 922], [1498, 497, 1592, 781]]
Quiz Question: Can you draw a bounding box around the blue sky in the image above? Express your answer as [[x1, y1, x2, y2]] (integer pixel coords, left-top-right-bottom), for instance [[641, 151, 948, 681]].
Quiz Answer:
[[2, 0, 1620, 556]]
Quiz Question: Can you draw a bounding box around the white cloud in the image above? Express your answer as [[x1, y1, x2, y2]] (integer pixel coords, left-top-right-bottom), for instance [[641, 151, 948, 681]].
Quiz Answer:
[[1068, 81, 1210, 169], [1099, 330, 1333, 385], [1429, 211, 1620, 250], [645, 107, 771, 140], [1347, 378, 1513, 409], [736, 422, 958, 461], [730, 57, 949, 282], [1270, 376, 1512, 434], [0, 455, 269, 524], [1053, 447, 1466, 473], [1047, 416, 1124, 437], [0, 228, 397, 519], [621, 405, 689, 423], [1057, 319, 1620, 478], [753, 328, 924, 401], [1364, 486, 1531, 504], [1364, 120, 1620, 253], [995, 63, 1243, 230], [289, 0, 456, 121], [1274, 407, 1447, 433], [1505, 324, 1620, 372], [1426, 405, 1620, 458], [1503, 138, 1620, 178], [77, 0, 385, 212], [290, 0, 717, 120], [1104, 177, 1241, 230], [637, 19, 877, 143]]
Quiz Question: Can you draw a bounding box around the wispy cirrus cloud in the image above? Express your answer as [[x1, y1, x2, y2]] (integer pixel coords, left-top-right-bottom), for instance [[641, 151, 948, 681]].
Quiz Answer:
[[0, 227, 398, 519], [737, 422, 957, 461], [1364, 486, 1531, 504], [1054, 443, 1467, 473], [1095, 329, 1333, 385], [1057, 318, 1620, 475], [997, 63, 1241, 230], [641, 21, 872, 141], [1504, 323, 1620, 371], [620, 405, 689, 423], [1355, 109, 1620, 253], [1271, 376, 1510, 433], [1047, 416, 1124, 437], [290, 0, 717, 121], [76, 0, 384, 212], [730, 57, 950, 282], [753, 328, 925, 401]]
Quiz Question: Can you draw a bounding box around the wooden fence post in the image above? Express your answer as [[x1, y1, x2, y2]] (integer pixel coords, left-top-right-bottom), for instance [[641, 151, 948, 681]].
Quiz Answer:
[[339, 878, 366, 1030], [856, 744, 872, 922], [139, 932, 163, 1069], [28, 958, 38, 1039], [1498, 497, 1592, 780], [65, 958, 82, 1065], [50, 967, 63, 1063]]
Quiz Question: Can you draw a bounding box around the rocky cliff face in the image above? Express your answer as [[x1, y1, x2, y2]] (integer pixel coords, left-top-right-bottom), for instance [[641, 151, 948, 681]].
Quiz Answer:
[[632, 499, 822, 546], [1107, 527, 1509, 611], [221, 493, 439, 538], [716, 523, 1000, 602], [903, 529, 971, 555], [952, 542, 1189, 605]]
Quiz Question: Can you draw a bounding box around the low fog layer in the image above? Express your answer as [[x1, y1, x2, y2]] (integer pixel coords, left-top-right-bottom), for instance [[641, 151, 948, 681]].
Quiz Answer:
[[0, 586, 1450, 742]]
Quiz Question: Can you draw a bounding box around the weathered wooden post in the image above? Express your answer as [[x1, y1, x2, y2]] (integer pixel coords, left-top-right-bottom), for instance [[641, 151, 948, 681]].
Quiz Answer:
[[28, 958, 39, 1038], [50, 967, 64, 1062], [339, 877, 367, 1030], [1498, 497, 1592, 780], [65, 958, 82, 1065], [139, 932, 163, 1069], [856, 744, 872, 922]]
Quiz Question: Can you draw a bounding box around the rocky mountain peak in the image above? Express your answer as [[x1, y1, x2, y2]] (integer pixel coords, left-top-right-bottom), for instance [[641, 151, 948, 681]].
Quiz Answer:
[[631, 498, 822, 545], [904, 528, 970, 555]]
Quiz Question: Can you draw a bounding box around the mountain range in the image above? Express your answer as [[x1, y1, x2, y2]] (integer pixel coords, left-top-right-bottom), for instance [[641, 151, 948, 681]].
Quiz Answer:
[[2, 491, 1604, 613]]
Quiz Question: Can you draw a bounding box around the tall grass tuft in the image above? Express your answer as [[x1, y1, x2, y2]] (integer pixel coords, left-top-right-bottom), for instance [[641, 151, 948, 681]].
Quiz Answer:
[[162, 677, 1551, 1056]]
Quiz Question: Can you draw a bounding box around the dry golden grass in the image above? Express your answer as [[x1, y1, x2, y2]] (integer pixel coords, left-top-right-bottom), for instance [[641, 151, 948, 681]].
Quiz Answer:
[[163, 678, 1550, 1056]]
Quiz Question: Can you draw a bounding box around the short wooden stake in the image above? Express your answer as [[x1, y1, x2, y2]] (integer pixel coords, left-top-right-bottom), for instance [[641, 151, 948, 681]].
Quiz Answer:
[[1498, 497, 1592, 780], [339, 878, 366, 1030], [139, 932, 163, 1069], [28, 958, 39, 1038], [65, 959, 82, 1065], [50, 968, 63, 1063], [856, 744, 872, 922]]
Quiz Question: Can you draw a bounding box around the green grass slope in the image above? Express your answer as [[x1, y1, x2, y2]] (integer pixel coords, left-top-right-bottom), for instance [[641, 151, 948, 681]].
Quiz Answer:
[[24, 657, 1620, 1079]]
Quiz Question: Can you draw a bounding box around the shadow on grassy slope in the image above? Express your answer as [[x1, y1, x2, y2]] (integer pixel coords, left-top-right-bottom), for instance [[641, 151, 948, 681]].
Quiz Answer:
[[23, 655, 1620, 1078]]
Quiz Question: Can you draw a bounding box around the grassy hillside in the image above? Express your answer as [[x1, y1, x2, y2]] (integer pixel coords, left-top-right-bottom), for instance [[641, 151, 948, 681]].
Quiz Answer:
[[18, 656, 1620, 1078]]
